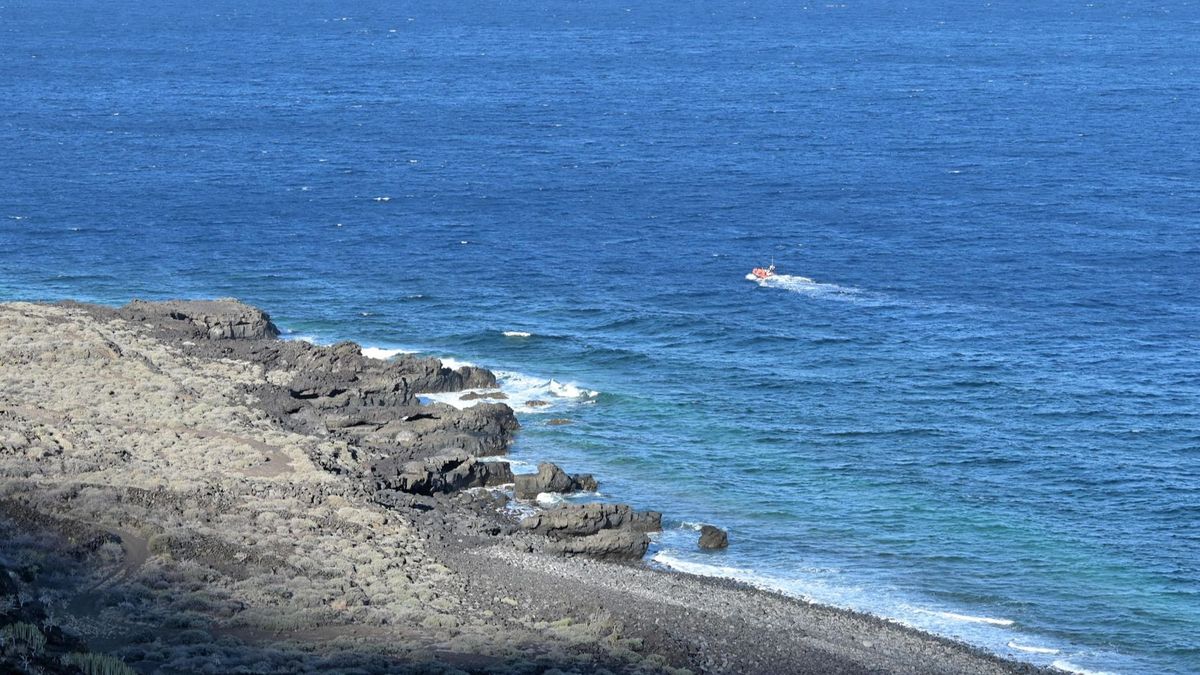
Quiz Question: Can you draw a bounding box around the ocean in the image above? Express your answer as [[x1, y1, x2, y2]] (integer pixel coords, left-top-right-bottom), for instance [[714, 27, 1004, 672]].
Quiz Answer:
[[2, 1, 1198, 672]]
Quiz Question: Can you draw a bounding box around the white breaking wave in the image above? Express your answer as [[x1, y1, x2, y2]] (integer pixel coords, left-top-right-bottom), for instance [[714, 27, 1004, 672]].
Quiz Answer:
[[535, 492, 565, 506], [649, 552, 1105, 672], [476, 456, 533, 470], [1008, 641, 1059, 655], [361, 346, 418, 360], [535, 490, 601, 506], [928, 610, 1014, 627], [1050, 661, 1118, 675], [502, 330, 532, 337], [439, 356, 475, 370], [420, 369, 598, 414]]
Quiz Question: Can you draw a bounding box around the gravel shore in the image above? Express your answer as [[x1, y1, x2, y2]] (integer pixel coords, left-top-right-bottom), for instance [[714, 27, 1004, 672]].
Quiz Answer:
[[0, 300, 1050, 674]]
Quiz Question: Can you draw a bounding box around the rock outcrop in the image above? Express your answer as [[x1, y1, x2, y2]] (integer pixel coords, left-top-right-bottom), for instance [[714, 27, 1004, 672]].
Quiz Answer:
[[544, 529, 651, 560], [117, 298, 280, 340], [520, 503, 661, 561], [698, 525, 729, 550], [374, 452, 514, 495], [513, 462, 598, 499], [521, 503, 661, 538]]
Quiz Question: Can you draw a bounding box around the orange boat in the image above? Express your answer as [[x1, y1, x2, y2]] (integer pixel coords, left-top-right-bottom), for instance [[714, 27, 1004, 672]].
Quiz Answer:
[[750, 264, 776, 280]]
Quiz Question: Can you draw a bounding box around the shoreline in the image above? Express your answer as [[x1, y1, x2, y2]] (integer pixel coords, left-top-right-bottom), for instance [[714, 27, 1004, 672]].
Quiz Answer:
[[0, 298, 1052, 674]]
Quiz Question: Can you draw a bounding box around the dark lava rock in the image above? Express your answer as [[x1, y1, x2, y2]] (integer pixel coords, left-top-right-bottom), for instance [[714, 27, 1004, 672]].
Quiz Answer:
[[378, 453, 514, 495], [460, 391, 508, 401], [698, 525, 729, 550], [513, 462, 598, 499], [118, 298, 280, 340], [520, 503, 662, 539], [544, 529, 650, 561]]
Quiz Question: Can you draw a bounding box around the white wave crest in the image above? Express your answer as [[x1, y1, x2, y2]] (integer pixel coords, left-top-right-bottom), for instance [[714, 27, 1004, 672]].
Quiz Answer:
[[361, 346, 418, 360], [439, 356, 475, 370], [535, 492, 565, 506], [1050, 660, 1118, 675], [928, 610, 1014, 627], [1008, 641, 1059, 655], [502, 330, 532, 337], [418, 369, 598, 413]]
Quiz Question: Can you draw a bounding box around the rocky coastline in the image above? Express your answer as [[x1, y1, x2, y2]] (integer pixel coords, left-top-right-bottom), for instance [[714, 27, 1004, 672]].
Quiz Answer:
[[0, 299, 1050, 674]]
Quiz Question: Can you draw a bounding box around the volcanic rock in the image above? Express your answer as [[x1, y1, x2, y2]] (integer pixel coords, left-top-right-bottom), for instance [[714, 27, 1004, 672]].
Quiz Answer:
[[544, 529, 650, 561], [378, 452, 514, 495], [118, 298, 280, 340], [513, 462, 599, 499], [698, 525, 729, 550], [520, 503, 662, 539]]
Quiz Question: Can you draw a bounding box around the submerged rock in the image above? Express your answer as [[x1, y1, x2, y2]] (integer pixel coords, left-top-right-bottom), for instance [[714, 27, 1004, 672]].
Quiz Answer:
[[460, 390, 508, 401], [513, 462, 598, 500], [698, 525, 729, 550]]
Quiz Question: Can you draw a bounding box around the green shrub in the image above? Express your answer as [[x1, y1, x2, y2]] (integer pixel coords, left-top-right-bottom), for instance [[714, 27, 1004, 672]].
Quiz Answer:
[[60, 651, 138, 675], [0, 621, 46, 655]]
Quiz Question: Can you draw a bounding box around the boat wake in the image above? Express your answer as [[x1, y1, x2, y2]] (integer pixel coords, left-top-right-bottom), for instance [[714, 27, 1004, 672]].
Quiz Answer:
[[747, 273, 864, 302]]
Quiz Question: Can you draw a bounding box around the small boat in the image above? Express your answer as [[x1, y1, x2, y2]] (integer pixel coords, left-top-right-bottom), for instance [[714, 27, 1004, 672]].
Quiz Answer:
[[749, 264, 776, 280]]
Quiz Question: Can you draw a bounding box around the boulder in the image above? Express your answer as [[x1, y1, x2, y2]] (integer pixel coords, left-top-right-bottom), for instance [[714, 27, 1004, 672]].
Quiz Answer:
[[513, 462, 598, 499], [698, 525, 729, 550], [378, 453, 513, 495], [544, 529, 650, 561], [520, 503, 661, 539]]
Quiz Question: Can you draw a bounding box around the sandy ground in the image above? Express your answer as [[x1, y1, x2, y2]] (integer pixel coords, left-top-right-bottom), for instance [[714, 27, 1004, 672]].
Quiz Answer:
[[0, 301, 1049, 674]]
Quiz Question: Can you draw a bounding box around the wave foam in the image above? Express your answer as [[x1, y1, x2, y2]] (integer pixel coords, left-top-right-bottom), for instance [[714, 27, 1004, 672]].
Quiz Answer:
[[929, 610, 1014, 627], [361, 346, 418, 360], [502, 330, 532, 337], [1008, 641, 1059, 655], [1050, 660, 1117, 675], [440, 356, 475, 370], [419, 369, 599, 414]]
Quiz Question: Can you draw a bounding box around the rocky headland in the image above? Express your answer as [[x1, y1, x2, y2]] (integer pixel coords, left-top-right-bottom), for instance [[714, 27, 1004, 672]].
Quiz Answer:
[[0, 299, 1049, 674]]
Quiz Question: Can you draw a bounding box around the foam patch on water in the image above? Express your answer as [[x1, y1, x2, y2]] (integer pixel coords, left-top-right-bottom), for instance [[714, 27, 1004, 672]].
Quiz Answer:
[[502, 330, 532, 337]]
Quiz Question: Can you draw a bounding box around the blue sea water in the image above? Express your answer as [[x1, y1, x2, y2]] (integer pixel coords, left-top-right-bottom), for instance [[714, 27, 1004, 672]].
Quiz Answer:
[[2, 0, 1199, 672]]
